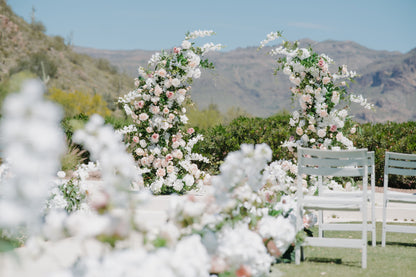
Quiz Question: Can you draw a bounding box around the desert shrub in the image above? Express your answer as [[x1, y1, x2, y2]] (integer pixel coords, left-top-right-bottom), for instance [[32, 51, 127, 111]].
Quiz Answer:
[[194, 112, 294, 174], [47, 87, 111, 118], [60, 139, 87, 172], [10, 52, 58, 80], [49, 35, 66, 51], [96, 58, 118, 74]]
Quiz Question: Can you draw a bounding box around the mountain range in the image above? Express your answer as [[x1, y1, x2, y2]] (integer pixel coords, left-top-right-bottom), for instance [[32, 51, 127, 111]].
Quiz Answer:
[[2, 0, 415, 123], [75, 40, 416, 123]]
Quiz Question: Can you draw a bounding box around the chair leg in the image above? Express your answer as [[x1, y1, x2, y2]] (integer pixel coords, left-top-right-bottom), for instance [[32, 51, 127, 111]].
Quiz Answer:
[[295, 244, 301, 265], [382, 198, 387, 247], [371, 196, 376, 247], [362, 207, 368, 268]]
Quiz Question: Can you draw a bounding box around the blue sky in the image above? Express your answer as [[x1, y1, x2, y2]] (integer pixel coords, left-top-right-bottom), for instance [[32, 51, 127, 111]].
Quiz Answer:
[[7, 0, 416, 53]]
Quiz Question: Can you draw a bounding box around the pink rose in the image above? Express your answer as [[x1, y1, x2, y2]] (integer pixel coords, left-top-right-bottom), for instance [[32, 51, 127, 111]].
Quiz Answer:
[[296, 127, 303, 136], [133, 136, 139, 143], [330, 125, 337, 132], [139, 113, 149, 121], [135, 100, 145, 109], [165, 154, 173, 161], [156, 168, 166, 177], [146, 126, 153, 133], [156, 68, 167, 77], [163, 107, 169, 114], [154, 85, 163, 96], [151, 133, 159, 143], [187, 128, 195, 134], [173, 47, 181, 54], [150, 105, 160, 114], [322, 76, 331, 85], [166, 91, 174, 99], [318, 58, 325, 68]]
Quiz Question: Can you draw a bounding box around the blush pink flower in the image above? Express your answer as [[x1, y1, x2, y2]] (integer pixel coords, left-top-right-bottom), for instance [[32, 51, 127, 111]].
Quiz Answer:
[[135, 100, 145, 109], [330, 125, 337, 132], [133, 136, 139, 143], [173, 47, 181, 54], [154, 85, 163, 96], [166, 91, 174, 99], [150, 105, 160, 114], [139, 113, 149, 121], [156, 168, 166, 177], [178, 88, 187, 95], [156, 68, 167, 77], [187, 127, 195, 134], [151, 133, 159, 143], [165, 154, 173, 161]]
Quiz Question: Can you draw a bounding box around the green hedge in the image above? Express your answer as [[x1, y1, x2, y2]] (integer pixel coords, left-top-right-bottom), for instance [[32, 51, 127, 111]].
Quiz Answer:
[[351, 121, 416, 188], [194, 115, 416, 189], [194, 113, 295, 174]]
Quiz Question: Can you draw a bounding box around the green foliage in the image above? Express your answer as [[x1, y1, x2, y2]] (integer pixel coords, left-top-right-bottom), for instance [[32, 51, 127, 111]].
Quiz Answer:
[[194, 111, 415, 189], [351, 121, 416, 188], [58, 178, 87, 212], [194, 112, 294, 174], [10, 51, 58, 80], [47, 87, 112, 118], [186, 103, 224, 129], [0, 71, 37, 114], [61, 114, 89, 141]]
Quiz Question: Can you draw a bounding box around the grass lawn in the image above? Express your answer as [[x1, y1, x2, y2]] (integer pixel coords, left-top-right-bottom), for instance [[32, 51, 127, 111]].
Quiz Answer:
[[271, 222, 416, 277]]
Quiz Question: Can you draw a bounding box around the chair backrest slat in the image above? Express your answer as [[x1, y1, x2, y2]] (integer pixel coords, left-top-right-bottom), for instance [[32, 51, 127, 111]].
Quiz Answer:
[[388, 160, 416, 170], [298, 147, 368, 177], [385, 152, 416, 177]]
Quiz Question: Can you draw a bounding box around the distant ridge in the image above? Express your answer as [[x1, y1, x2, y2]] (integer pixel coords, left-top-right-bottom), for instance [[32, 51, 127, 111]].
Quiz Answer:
[[75, 41, 416, 122]]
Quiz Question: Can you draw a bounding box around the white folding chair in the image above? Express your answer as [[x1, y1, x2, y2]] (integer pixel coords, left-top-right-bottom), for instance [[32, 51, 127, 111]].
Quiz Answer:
[[318, 151, 376, 247], [295, 147, 369, 269], [381, 151, 416, 247]]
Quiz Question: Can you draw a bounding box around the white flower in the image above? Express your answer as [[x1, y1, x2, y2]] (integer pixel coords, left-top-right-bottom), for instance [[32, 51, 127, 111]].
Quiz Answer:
[[171, 78, 181, 87], [181, 40, 192, 49]]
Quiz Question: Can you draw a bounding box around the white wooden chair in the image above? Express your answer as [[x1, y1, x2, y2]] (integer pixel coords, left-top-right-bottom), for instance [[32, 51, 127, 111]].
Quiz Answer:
[[318, 151, 376, 247], [381, 151, 416, 247], [295, 147, 369, 269]]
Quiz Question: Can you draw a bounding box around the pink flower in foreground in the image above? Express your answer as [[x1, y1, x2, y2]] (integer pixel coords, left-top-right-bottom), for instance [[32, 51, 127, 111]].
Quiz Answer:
[[173, 47, 181, 54], [236, 264, 251, 277], [133, 136, 139, 143], [187, 127, 195, 134], [330, 125, 337, 132]]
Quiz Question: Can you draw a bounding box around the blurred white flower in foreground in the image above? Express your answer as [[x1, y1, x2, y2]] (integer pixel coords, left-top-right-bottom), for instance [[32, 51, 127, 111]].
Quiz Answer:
[[0, 79, 65, 233]]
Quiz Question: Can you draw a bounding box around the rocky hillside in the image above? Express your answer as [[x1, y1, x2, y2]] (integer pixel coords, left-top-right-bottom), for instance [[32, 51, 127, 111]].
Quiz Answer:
[[0, 0, 133, 107], [76, 40, 416, 123]]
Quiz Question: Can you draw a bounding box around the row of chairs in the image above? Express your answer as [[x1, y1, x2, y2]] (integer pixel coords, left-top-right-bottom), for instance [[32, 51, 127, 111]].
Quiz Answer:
[[294, 148, 416, 269]]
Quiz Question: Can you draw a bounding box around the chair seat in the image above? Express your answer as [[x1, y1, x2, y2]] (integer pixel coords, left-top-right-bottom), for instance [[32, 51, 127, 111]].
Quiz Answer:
[[321, 190, 372, 199], [303, 196, 363, 210], [385, 190, 416, 203]]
